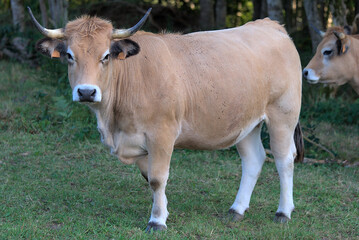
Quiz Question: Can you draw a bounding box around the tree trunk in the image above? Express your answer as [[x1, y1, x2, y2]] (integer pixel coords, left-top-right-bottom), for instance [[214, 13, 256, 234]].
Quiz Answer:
[[215, 0, 226, 29], [261, 0, 268, 18], [303, 0, 324, 52], [266, 0, 284, 23], [293, 0, 298, 29], [356, 0, 359, 15], [253, 0, 262, 20], [48, 0, 68, 28], [351, 10, 359, 34], [330, 0, 348, 26], [284, 0, 293, 32], [200, 0, 214, 30], [39, 0, 48, 28], [253, 0, 268, 20], [10, 0, 25, 32]]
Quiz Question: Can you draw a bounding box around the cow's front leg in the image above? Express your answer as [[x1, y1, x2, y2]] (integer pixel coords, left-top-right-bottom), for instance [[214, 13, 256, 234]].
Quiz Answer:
[[136, 156, 149, 182], [144, 130, 176, 233]]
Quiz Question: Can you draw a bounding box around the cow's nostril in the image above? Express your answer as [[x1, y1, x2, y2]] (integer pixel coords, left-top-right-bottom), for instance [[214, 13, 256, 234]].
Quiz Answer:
[[303, 69, 308, 77], [76, 87, 98, 102]]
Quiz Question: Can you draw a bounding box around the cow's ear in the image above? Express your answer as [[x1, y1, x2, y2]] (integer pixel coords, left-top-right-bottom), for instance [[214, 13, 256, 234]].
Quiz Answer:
[[110, 39, 140, 60], [36, 37, 66, 59], [334, 31, 349, 56], [336, 39, 349, 56]]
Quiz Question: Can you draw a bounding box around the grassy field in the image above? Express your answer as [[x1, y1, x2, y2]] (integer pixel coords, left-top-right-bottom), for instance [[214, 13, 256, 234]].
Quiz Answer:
[[1, 60, 358, 239]]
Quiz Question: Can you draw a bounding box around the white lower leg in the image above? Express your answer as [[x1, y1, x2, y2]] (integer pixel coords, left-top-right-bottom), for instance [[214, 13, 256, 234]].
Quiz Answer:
[[275, 150, 295, 218], [149, 186, 169, 226], [230, 125, 266, 215], [230, 156, 265, 214]]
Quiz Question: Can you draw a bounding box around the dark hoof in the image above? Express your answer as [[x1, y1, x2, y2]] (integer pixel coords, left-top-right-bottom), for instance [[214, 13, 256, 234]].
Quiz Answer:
[[145, 222, 167, 233], [274, 212, 290, 223], [228, 209, 244, 222]]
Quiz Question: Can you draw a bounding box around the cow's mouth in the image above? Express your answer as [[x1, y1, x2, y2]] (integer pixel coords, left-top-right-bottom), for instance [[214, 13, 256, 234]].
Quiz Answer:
[[307, 79, 319, 84]]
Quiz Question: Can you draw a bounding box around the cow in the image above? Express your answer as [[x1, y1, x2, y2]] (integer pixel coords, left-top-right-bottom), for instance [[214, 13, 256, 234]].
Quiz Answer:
[[303, 26, 359, 95], [28, 7, 304, 232]]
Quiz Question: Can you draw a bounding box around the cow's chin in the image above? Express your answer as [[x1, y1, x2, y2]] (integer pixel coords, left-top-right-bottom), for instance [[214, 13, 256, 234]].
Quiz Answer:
[[77, 100, 101, 104], [319, 78, 347, 86], [307, 79, 319, 84]]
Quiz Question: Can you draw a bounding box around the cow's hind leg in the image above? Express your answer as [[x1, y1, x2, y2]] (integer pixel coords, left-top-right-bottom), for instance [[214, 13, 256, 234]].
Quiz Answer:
[[267, 112, 298, 223], [229, 122, 266, 221]]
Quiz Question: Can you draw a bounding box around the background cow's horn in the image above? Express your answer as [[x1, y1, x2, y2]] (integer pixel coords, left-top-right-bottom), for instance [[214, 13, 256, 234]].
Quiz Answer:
[[112, 8, 152, 39], [27, 7, 64, 39], [333, 31, 345, 40], [308, 22, 326, 37]]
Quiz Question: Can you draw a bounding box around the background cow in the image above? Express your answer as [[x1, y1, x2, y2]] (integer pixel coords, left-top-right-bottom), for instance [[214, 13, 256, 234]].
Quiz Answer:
[[303, 26, 359, 95], [29, 7, 304, 232]]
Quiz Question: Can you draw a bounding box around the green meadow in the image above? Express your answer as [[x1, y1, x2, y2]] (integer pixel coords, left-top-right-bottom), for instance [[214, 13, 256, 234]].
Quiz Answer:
[[1, 59, 358, 239]]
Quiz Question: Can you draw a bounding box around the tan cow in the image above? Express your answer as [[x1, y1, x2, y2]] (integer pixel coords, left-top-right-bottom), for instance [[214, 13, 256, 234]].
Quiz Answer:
[[29, 7, 304, 232], [303, 26, 359, 95]]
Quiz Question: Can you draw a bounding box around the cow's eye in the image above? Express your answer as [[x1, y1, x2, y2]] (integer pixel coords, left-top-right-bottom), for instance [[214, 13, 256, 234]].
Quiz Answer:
[[323, 50, 333, 56], [101, 54, 109, 63]]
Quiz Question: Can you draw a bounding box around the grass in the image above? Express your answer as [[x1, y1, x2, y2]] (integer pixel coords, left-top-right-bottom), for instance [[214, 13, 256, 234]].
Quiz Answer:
[[306, 122, 359, 161], [1, 60, 359, 239]]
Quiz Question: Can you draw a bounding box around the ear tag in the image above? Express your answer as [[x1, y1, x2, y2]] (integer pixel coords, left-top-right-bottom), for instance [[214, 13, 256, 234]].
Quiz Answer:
[[118, 52, 126, 60], [51, 50, 60, 58]]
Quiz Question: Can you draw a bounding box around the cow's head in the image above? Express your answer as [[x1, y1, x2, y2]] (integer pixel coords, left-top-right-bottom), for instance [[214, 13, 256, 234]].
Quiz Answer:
[[28, 7, 151, 104], [303, 27, 355, 86]]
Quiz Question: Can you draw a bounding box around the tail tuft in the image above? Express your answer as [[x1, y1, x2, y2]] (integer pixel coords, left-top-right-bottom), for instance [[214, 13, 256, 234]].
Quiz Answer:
[[294, 122, 304, 163]]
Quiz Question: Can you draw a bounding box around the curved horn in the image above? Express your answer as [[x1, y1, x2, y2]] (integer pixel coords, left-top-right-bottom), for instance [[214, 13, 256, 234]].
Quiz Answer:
[[333, 31, 346, 40], [112, 8, 152, 39], [308, 22, 325, 37], [27, 6, 64, 39]]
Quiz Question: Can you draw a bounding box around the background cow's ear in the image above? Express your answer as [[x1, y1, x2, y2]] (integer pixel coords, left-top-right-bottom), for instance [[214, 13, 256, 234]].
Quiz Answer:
[[110, 39, 140, 60], [36, 37, 66, 58]]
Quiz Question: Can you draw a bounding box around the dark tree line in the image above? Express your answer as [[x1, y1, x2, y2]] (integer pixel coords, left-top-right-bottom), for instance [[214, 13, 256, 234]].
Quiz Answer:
[[2, 0, 359, 63], [199, 0, 359, 50], [9, 0, 68, 31]]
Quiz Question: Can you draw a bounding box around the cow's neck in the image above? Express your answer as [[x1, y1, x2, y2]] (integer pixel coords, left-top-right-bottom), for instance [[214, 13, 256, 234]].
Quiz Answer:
[[90, 103, 116, 150], [88, 63, 141, 151]]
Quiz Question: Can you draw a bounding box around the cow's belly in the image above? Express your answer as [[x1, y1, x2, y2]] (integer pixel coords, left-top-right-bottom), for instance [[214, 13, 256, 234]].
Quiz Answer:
[[174, 115, 266, 150]]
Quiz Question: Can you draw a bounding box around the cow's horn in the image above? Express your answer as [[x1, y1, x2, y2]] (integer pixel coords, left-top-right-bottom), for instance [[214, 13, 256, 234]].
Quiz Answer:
[[309, 22, 326, 37], [27, 7, 64, 39], [333, 31, 345, 40], [112, 8, 152, 39]]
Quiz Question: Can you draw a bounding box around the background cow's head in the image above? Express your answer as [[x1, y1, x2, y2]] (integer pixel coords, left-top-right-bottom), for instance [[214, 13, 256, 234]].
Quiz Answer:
[[303, 27, 355, 86], [28, 7, 150, 104]]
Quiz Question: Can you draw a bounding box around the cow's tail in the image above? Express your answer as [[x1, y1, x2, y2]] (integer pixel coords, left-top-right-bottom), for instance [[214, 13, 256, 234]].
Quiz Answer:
[[294, 122, 304, 163]]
